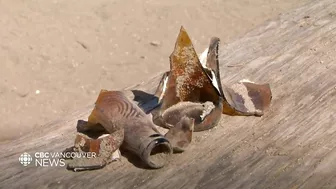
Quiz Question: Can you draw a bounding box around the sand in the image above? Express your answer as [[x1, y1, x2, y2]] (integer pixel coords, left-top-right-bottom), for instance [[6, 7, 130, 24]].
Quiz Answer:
[[0, 0, 309, 141]]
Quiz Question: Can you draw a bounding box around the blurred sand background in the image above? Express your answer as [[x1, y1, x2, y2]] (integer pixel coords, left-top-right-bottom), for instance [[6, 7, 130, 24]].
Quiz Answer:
[[0, 0, 310, 141]]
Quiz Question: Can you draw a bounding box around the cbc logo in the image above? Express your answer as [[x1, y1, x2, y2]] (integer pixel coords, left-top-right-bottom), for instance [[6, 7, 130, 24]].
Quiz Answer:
[[19, 152, 33, 166]]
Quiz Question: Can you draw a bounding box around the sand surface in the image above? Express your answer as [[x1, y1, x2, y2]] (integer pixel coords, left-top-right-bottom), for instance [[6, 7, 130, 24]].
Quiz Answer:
[[0, 0, 309, 141]]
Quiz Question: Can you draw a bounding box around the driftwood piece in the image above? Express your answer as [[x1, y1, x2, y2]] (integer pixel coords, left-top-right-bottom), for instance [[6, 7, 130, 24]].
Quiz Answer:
[[1, 0, 336, 188]]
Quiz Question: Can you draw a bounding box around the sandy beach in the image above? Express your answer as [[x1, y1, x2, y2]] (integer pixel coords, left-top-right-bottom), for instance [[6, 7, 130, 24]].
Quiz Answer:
[[0, 0, 309, 141]]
